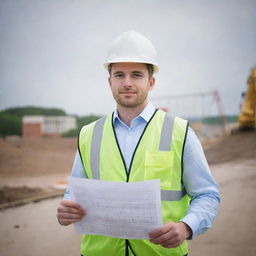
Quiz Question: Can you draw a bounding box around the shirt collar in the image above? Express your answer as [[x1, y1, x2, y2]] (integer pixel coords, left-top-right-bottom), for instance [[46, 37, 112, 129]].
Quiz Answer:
[[138, 101, 156, 122], [113, 101, 156, 124]]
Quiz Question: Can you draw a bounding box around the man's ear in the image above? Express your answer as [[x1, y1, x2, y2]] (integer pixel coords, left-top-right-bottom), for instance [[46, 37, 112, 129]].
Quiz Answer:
[[148, 77, 155, 91]]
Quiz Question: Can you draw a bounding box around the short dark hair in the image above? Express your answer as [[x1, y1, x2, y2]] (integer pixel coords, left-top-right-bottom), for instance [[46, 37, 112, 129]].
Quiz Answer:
[[145, 63, 154, 78], [108, 63, 154, 78]]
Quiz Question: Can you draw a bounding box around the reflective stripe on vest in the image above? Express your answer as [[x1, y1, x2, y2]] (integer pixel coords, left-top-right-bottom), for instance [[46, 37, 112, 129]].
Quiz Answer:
[[90, 116, 107, 180], [90, 114, 186, 201]]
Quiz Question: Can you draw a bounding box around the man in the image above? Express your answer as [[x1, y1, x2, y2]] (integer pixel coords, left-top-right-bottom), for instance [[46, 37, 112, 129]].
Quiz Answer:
[[57, 31, 220, 256]]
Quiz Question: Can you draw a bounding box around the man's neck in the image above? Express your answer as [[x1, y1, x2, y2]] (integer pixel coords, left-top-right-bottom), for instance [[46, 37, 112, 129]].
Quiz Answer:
[[117, 101, 148, 127]]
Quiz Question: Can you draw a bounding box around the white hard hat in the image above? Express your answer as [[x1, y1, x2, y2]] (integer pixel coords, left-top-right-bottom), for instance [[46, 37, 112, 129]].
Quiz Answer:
[[104, 31, 159, 73]]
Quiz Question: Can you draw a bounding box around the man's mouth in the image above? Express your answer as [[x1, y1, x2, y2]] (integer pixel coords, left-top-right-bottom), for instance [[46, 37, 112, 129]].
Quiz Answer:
[[119, 91, 136, 95]]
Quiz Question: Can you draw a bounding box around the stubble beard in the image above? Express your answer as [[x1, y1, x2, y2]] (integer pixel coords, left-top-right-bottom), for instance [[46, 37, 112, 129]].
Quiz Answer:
[[115, 93, 148, 108]]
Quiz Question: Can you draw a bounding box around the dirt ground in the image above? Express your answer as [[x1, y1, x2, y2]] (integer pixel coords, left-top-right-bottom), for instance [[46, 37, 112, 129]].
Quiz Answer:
[[204, 130, 256, 164], [0, 137, 76, 178], [1, 129, 255, 203], [0, 129, 256, 255], [0, 137, 77, 204]]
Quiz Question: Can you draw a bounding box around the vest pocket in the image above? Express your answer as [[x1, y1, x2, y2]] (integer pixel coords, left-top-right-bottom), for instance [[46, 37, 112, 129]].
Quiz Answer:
[[144, 150, 174, 189]]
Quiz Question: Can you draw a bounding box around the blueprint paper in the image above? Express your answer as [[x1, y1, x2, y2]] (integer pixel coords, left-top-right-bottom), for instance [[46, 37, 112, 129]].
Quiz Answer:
[[68, 177, 162, 239]]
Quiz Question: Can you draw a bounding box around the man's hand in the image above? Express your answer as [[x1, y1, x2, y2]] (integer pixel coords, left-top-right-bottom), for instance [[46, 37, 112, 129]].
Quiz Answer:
[[57, 200, 86, 226], [149, 222, 192, 248]]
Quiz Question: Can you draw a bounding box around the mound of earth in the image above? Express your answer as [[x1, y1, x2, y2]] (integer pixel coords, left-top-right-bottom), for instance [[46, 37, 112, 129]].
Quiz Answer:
[[205, 131, 256, 165], [0, 137, 75, 207], [0, 137, 76, 178], [0, 186, 45, 204]]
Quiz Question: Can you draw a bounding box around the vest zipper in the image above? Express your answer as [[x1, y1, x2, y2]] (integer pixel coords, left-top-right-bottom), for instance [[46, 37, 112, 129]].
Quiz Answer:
[[111, 109, 158, 181], [126, 109, 158, 182], [125, 240, 129, 256], [111, 112, 129, 175], [111, 110, 158, 256]]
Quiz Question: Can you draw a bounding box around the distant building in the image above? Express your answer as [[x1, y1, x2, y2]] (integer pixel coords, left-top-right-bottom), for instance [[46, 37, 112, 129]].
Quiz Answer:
[[22, 115, 77, 137]]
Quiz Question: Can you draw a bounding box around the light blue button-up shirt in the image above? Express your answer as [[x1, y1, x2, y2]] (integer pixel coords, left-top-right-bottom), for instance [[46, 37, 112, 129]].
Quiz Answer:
[[64, 102, 220, 238]]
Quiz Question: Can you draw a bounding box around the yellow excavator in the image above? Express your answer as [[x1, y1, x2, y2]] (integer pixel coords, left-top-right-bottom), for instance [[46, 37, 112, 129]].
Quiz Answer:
[[238, 67, 256, 130]]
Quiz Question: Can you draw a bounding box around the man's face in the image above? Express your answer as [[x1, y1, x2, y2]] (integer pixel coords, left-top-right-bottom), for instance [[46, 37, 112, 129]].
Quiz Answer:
[[108, 62, 155, 109]]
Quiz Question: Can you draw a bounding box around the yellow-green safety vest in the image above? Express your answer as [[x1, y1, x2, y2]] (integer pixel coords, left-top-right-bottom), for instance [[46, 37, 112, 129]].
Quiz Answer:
[[78, 109, 190, 256]]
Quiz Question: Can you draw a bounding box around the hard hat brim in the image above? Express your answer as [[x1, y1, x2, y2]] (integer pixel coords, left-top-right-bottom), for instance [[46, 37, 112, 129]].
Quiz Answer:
[[104, 61, 159, 74]]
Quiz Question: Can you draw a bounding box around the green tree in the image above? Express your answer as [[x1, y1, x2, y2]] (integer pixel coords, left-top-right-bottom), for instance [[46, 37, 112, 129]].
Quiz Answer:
[[0, 106, 67, 137], [4, 106, 66, 117], [77, 115, 101, 129], [0, 113, 22, 136]]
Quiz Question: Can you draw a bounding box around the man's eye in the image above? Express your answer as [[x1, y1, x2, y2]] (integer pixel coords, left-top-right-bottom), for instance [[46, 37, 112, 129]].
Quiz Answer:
[[133, 73, 143, 77], [114, 73, 124, 78]]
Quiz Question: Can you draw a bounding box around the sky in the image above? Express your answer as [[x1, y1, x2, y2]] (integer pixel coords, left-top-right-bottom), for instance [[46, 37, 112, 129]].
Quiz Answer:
[[0, 0, 256, 118]]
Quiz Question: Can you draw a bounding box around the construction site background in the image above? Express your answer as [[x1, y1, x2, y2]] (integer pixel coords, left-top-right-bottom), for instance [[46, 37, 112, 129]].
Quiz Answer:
[[0, 118, 255, 255]]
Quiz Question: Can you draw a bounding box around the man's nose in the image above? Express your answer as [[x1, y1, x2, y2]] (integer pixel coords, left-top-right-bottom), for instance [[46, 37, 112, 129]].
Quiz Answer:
[[122, 76, 132, 87]]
